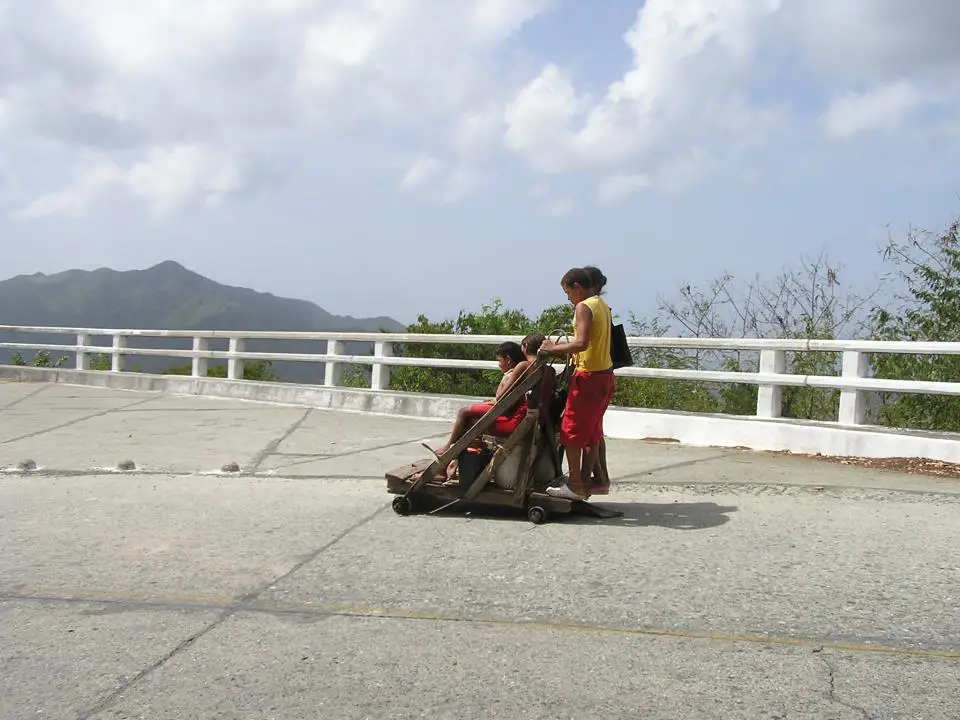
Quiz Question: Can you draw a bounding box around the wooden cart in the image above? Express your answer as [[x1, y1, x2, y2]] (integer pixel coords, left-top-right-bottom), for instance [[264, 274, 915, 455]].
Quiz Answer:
[[385, 355, 621, 524]]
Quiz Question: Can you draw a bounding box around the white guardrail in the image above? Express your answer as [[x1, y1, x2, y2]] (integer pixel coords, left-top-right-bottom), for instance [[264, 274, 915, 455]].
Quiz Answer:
[[2, 325, 960, 429]]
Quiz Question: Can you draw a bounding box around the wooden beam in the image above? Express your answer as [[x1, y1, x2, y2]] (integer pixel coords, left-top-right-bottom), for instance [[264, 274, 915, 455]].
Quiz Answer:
[[463, 413, 536, 501], [513, 410, 541, 503], [405, 360, 546, 496]]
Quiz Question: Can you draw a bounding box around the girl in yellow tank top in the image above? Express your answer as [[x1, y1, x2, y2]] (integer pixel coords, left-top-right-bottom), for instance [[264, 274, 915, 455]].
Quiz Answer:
[[573, 294, 613, 373], [538, 266, 616, 501]]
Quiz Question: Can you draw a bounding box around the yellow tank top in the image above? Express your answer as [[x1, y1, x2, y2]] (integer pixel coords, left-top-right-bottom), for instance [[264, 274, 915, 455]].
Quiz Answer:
[[574, 295, 613, 373]]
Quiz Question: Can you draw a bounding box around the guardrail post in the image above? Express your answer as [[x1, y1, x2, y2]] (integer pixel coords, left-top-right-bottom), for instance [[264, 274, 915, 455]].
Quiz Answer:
[[325, 340, 343, 387], [371, 341, 393, 390], [838, 350, 868, 425], [111, 334, 126, 372], [192, 337, 209, 378], [228, 338, 245, 380], [76, 333, 90, 371], [756, 349, 784, 418]]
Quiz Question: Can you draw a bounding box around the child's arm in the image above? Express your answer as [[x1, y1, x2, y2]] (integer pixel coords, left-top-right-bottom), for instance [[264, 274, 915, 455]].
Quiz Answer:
[[494, 361, 530, 401]]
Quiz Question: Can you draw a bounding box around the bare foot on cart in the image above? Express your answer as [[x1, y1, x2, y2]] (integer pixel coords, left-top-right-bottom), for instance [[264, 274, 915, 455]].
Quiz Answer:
[[422, 442, 444, 459], [441, 459, 459, 486]]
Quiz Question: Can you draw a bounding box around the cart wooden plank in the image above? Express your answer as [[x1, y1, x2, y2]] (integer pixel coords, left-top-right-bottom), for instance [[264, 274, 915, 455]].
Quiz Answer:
[[403, 362, 545, 497]]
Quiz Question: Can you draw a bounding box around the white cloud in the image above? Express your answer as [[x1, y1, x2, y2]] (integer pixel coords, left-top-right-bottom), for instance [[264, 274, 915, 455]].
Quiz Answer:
[[791, 1, 960, 140], [597, 174, 650, 204], [791, 1, 960, 82], [657, 148, 715, 193], [529, 182, 550, 199], [449, 104, 503, 158], [126, 145, 261, 217], [1, 0, 550, 216], [2, 0, 960, 219], [503, 64, 584, 174], [14, 156, 122, 219], [0, 150, 23, 207], [14, 144, 264, 220], [538, 198, 574, 218], [398, 103, 502, 202], [504, 0, 960, 200], [504, 0, 784, 189], [596, 148, 713, 203], [440, 167, 483, 203], [399, 156, 482, 203], [400, 156, 444, 190], [819, 82, 924, 139]]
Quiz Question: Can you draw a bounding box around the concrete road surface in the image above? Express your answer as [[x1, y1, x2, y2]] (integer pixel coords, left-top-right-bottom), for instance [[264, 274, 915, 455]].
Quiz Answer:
[[1, 381, 959, 719]]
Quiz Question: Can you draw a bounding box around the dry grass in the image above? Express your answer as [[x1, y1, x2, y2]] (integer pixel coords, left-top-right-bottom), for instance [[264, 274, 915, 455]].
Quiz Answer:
[[780, 452, 960, 479]]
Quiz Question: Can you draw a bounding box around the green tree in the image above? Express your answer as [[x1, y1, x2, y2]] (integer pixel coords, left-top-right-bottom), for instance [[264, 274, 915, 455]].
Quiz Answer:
[[612, 315, 721, 413], [89, 353, 111, 371], [870, 217, 960, 430], [656, 252, 879, 420], [377, 298, 573, 397], [11, 350, 69, 368], [163, 359, 280, 382], [342, 365, 370, 388], [361, 298, 724, 412]]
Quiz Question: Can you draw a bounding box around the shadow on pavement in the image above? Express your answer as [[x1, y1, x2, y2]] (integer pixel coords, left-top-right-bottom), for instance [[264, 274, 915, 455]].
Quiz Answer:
[[417, 498, 737, 530], [571, 501, 738, 530]]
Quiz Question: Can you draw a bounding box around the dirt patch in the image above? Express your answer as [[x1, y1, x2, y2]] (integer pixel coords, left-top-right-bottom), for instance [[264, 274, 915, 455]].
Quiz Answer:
[[776, 452, 960, 479]]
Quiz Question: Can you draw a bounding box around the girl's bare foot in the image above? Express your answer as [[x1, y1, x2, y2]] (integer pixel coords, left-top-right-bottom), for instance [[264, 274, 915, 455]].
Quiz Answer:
[[422, 443, 445, 459], [441, 459, 459, 486]]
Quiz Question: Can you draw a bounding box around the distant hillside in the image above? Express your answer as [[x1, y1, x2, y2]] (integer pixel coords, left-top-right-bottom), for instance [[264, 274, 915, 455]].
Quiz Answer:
[[0, 260, 404, 383]]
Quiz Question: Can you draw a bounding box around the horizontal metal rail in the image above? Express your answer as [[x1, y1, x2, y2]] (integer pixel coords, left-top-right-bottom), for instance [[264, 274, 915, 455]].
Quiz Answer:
[[2, 325, 958, 426]]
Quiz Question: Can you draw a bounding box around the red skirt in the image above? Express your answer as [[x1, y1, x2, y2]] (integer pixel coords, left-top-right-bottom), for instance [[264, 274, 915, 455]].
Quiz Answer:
[[560, 369, 615, 448], [468, 400, 527, 436]]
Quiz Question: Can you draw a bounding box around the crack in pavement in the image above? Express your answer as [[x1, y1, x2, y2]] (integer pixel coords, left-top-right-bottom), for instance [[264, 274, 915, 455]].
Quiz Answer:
[[816, 650, 874, 719], [262, 432, 447, 472], [0, 468, 388, 481], [4, 589, 959, 665], [4, 468, 959, 501], [244, 408, 313, 475], [250, 474, 386, 482], [609, 452, 733, 483], [0, 384, 50, 414], [72, 501, 390, 719], [86, 407, 254, 413], [0, 396, 162, 446], [75, 613, 228, 720]]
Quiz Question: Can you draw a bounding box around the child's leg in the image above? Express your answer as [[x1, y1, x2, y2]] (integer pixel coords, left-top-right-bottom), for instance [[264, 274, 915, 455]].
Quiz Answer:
[[436, 404, 490, 454], [589, 378, 615, 492], [564, 444, 587, 497], [589, 438, 610, 493]]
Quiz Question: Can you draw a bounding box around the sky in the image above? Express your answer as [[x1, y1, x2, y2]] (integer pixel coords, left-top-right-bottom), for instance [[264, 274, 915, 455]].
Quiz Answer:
[[1, 0, 959, 327]]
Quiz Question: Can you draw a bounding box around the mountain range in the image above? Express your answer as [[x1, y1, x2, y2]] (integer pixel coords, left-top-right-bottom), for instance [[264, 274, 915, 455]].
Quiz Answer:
[[0, 260, 404, 383]]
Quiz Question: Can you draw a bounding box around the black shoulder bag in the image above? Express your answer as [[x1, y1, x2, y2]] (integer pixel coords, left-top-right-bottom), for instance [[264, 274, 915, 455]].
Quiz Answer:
[[610, 313, 633, 370]]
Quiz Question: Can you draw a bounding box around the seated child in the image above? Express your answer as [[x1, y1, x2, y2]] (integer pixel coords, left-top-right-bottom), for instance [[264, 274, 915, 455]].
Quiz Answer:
[[520, 333, 546, 359], [432, 341, 530, 480]]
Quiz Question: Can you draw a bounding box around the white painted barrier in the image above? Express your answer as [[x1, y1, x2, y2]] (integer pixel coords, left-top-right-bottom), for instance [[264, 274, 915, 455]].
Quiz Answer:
[[2, 325, 960, 462]]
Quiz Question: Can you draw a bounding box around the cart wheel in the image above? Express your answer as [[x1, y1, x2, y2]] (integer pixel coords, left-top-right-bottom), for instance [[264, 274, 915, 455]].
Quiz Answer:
[[527, 505, 548, 525], [393, 496, 414, 516]]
